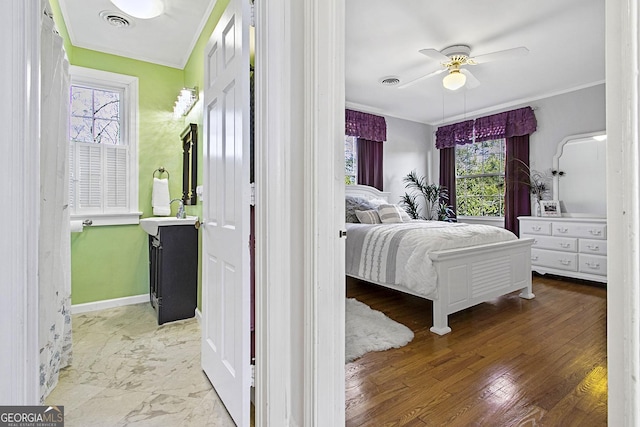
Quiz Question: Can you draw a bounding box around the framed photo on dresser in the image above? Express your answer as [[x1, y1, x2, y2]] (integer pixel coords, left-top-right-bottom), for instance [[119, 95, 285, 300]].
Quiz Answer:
[[540, 200, 562, 217]]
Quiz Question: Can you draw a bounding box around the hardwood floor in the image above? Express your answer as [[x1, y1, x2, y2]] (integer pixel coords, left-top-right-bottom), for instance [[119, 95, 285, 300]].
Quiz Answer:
[[345, 275, 607, 426]]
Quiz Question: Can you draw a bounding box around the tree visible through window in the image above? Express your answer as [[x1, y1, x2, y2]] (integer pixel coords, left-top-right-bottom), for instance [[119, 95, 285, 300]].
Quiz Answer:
[[70, 86, 121, 145], [345, 135, 357, 185], [455, 138, 505, 216]]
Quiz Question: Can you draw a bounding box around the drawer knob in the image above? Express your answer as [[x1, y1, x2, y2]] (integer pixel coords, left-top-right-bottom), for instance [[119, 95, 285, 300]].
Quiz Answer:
[[587, 244, 600, 251], [585, 262, 600, 269], [531, 256, 538, 261], [557, 227, 568, 233], [559, 259, 571, 265], [560, 243, 571, 248], [589, 229, 602, 236], [532, 226, 541, 231]]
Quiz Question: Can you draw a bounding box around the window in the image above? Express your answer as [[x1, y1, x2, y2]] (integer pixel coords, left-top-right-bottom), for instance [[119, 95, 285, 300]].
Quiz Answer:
[[345, 135, 357, 184], [68, 66, 141, 225], [455, 138, 505, 216]]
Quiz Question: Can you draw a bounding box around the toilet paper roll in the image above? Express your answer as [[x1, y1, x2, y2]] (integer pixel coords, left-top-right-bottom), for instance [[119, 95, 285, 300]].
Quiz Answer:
[[70, 220, 84, 233]]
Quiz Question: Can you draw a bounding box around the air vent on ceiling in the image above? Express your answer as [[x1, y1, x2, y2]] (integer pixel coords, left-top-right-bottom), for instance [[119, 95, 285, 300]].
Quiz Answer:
[[379, 76, 401, 86], [99, 11, 133, 28]]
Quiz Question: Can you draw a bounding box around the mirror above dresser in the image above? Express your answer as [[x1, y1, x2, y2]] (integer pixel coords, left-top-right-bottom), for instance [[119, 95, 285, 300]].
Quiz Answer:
[[552, 131, 607, 217]]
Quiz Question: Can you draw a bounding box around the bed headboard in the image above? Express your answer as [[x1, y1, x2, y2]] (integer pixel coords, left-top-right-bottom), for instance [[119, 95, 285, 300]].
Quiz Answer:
[[345, 185, 391, 202]]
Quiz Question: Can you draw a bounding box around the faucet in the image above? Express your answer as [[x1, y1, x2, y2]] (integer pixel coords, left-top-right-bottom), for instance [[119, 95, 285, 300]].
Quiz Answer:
[[170, 198, 186, 219]]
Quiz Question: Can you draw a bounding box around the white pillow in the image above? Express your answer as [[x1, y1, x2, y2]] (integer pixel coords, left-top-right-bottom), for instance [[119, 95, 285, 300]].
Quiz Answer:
[[367, 198, 389, 207], [355, 209, 381, 224], [376, 204, 404, 223], [397, 206, 412, 221]]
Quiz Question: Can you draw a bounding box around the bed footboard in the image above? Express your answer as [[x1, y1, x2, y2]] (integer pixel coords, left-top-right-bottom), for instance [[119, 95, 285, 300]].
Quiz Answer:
[[428, 238, 535, 335]]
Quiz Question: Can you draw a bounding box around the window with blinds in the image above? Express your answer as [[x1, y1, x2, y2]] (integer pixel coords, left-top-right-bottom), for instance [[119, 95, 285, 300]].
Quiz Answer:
[[69, 66, 140, 225]]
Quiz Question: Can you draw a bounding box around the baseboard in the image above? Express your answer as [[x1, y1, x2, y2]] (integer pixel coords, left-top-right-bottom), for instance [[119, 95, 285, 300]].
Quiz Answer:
[[71, 294, 149, 314], [195, 308, 202, 324]]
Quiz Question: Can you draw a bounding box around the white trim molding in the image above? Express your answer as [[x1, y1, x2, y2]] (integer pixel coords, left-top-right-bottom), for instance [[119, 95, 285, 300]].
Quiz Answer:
[[254, 0, 294, 424], [606, 0, 640, 425], [0, 0, 41, 405], [71, 294, 149, 314], [302, 0, 346, 425]]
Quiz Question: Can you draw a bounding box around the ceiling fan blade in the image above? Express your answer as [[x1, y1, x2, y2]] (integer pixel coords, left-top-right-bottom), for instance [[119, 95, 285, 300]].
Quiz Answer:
[[469, 46, 529, 64], [418, 48, 450, 63], [460, 69, 480, 89], [398, 68, 447, 89]]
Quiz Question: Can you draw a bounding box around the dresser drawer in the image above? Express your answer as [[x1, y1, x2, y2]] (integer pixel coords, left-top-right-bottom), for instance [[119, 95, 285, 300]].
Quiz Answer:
[[579, 238, 608, 255], [523, 234, 577, 252], [579, 254, 607, 276], [531, 249, 578, 271], [520, 220, 552, 236], [551, 222, 607, 239]]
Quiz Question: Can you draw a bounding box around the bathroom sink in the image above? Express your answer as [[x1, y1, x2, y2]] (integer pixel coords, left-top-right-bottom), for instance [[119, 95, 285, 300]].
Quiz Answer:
[[139, 216, 199, 236]]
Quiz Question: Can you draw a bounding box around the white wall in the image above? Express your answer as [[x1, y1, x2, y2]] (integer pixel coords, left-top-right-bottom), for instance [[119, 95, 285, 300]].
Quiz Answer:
[[528, 84, 606, 173], [382, 116, 434, 205]]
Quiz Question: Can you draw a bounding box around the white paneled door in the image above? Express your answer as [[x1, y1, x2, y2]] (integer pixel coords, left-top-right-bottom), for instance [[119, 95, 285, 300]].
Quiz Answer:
[[200, 0, 251, 425]]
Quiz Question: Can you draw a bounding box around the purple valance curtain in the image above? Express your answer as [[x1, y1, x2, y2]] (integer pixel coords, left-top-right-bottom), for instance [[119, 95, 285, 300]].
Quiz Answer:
[[435, 120, 474, 149], [346, 109, 387, 142], [475, 107, 538, 142], [436, 106, 537, 148]]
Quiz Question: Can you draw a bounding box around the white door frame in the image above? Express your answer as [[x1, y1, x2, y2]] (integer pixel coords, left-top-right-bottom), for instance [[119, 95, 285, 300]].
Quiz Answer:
[[254, 0, 345, 425], [0, 0, 41, 404], [605, 0, 640, 425], [253, 0, 293, 424], [300, 0, 346, 425]]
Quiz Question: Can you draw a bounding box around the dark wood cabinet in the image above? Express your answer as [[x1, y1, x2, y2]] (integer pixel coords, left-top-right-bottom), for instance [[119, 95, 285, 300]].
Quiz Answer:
[[149, 225, 198, 324]]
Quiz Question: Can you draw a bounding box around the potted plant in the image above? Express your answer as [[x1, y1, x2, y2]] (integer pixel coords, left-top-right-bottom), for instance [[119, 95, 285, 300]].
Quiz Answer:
[[400, 170, 454, 221], [510, 159, 551, 216]]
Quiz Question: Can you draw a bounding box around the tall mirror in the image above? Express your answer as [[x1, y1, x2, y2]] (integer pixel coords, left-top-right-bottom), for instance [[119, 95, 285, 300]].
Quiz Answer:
[[552, 131, 607, 217], [181, 123, 198, 205]]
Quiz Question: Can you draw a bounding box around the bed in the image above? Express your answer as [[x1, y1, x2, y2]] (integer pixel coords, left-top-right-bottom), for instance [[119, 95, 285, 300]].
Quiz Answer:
[[345, 184, 535, 335]]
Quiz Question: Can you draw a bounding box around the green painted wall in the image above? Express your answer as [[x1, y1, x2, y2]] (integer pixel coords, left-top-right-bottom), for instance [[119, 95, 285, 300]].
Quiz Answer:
[[50, 0, 229, 306], [68, 48, 187, 304]]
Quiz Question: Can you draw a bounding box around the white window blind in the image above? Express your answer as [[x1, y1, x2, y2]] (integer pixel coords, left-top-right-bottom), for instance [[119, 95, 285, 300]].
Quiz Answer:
[[105, 145, 128, 209]]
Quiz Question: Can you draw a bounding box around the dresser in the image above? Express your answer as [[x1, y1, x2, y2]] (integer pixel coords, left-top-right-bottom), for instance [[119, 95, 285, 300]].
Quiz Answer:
[[518, 216, 607, 283]]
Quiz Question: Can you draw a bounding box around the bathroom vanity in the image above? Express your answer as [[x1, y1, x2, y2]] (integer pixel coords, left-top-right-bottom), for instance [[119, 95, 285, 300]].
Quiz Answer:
[[145, 220, 198, 324]]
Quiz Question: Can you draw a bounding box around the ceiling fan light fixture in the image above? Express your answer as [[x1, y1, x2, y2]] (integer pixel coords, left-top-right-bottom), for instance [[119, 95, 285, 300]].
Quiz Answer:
[[109, 0, 164, 19], [442, 70, 466, 91]]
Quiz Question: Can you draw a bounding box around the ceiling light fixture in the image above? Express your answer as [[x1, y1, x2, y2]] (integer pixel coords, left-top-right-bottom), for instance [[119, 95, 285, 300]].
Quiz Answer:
[[109, 0, 164, 19], [442, 69, 466, 91]]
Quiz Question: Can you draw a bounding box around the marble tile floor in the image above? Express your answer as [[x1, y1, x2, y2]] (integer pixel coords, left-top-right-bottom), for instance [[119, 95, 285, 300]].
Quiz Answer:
[[46, 302, 237, 426]]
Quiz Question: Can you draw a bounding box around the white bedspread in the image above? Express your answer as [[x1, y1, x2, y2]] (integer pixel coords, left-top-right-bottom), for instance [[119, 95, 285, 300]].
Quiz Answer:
[[345, 221, 517, 299]]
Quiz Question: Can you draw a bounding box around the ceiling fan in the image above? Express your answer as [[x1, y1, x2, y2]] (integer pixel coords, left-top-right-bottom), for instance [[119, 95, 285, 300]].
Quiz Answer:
[[398, 44, 529, 91]]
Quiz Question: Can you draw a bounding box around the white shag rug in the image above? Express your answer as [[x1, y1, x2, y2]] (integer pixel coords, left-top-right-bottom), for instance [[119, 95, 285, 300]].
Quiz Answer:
[[345, 298, 414, 363]]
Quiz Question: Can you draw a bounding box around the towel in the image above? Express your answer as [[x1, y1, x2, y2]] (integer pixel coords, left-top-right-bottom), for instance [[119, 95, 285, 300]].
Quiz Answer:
[[152, 178, 171, 216]]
